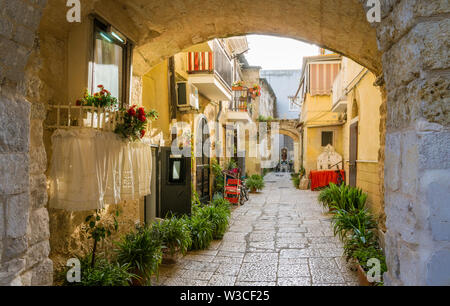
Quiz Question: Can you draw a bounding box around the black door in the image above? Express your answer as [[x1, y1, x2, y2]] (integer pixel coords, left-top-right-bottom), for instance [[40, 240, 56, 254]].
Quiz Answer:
[[196, 118, 211, 203], [158, 147, 192, 218]]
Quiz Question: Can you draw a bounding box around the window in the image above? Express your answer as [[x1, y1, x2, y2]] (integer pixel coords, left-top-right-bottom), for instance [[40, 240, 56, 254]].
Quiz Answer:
[[91, 19, 133, 106], [322, 131, 333, 147]]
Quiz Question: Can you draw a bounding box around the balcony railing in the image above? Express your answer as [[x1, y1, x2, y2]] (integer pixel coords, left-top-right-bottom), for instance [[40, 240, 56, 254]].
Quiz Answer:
[[230, 90, 252, 116], [187, 40, 233, 88]]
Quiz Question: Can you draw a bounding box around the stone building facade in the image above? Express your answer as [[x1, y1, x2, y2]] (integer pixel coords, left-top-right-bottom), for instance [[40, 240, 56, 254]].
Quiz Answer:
[[0, 0, 448, 286]]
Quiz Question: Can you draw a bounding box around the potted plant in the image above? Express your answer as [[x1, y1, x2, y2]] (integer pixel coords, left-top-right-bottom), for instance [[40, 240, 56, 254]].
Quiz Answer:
[[196, 203, 230, 240], [75, 85, 119, 127], [351, 244, 387, 286], [246, 174, 265, 193], [185, 213, 214, 251], [116, 226, 163, 286], [114, 105, 159, 142], [249, 84, 261, 99], [60, 254, 135, 287], [150, 216, 192, 265], [232, 80, 245, 91]]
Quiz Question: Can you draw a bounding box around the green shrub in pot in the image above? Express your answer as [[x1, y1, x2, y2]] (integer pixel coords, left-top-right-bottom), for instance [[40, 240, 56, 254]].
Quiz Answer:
[[246, 174, 265, 193], [115, 226, 162, 285], [212, 194, 231, 215], [185, 214, 214, 250], [151, 216, 192, 257], [197, 204, 230, 240], [61, 254, 135, 287], [332, 207, 377, 242]]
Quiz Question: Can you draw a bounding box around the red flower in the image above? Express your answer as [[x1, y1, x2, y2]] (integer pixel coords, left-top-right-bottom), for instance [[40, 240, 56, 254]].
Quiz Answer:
[[76, 100, 82, 106], [128, 108, 136, 116], [140, 130, 146, 138], [138, 115, 146, 122], [97, 85, 104, 89], [138, 107, 145, 115]]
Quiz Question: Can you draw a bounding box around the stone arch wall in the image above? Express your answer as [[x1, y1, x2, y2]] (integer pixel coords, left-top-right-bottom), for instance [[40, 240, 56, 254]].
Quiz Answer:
[[0, 0, 52, 286], [1, 0, 448, 286]]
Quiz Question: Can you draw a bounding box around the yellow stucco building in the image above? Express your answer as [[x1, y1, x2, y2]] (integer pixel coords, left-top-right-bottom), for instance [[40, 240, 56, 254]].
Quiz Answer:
[[296, 53, 384, 222]]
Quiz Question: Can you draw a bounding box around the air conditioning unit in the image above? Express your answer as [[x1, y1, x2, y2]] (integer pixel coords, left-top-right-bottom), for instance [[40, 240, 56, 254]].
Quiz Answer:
[[177, 82, 199, 110]]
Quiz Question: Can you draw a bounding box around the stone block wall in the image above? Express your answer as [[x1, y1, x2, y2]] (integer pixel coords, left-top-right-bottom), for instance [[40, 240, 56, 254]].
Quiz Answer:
[[0, 0, 52, 286], [377, 0, 450, 285]]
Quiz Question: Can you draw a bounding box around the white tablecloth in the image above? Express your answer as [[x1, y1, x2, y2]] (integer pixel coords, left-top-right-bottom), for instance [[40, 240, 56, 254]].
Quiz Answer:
[[49, 129, 152, 211]]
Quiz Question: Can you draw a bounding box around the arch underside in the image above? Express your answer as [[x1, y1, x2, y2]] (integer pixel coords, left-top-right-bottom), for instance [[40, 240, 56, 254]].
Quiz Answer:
[[41, 0, 380, 75]]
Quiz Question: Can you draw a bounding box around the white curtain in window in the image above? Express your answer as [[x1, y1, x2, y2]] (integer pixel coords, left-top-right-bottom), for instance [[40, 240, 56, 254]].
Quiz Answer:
[[49, 129, 152, 211]]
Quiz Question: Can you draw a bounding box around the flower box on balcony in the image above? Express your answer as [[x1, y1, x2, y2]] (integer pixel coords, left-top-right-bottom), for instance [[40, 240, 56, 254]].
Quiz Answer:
[[232, 86, 245, 91]]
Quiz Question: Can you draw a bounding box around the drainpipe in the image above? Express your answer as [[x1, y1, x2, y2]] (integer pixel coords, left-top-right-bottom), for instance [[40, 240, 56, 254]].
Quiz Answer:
[[215, 101, 223, 162]]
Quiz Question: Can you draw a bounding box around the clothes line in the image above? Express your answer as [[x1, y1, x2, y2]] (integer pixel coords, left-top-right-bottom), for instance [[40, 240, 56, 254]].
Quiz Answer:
[[48, 128, 152, 211]]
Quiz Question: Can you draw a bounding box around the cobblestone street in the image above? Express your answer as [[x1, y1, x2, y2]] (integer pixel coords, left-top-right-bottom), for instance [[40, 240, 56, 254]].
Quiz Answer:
[[155, 173, 359, 286]]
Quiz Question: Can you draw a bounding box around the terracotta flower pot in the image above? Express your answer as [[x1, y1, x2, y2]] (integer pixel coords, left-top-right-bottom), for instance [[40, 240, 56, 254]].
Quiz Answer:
[[162, 248, 182, 265], [232, 86, 244, 91], [356, 263, 373, 286], [130, 269, 146, 286]]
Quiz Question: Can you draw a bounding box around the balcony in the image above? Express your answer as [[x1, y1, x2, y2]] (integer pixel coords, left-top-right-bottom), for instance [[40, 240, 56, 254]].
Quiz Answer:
[[187, 40, 233, 101], [225, 89, 253, 123], [331, 70, 348, 113]]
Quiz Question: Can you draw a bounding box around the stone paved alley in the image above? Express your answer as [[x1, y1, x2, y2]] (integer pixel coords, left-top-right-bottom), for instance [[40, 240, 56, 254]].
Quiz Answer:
[[155, 173, 359, 286]]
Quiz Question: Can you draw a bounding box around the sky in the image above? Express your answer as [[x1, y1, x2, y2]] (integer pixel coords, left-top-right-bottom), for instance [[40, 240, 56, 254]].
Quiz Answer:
[[244, 35, 318, 70]]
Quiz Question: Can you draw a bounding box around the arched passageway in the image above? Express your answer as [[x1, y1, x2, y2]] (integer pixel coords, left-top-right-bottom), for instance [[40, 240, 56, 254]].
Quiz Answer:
[[0, 0, 448, 286]]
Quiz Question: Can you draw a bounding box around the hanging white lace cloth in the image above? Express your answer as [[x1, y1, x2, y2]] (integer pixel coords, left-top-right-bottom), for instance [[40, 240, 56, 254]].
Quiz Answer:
[[48, 129, 152, 211]]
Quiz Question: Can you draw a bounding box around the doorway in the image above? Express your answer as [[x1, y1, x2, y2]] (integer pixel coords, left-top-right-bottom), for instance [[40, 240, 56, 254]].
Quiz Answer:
[[196, 117, 211, 203]]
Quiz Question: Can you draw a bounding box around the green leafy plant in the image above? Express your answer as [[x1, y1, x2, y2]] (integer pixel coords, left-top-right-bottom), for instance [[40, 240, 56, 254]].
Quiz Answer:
[[292, 173, 301, 188], [225, 159, 238, 171], [84, 209, 120, 268], [115, 226, 162, 285], [185, 214, 213, 250], [246, 174, 265, 193], [353, 246, 387, 274], [151, 216, 192, 256], [210, 160, 225, 194], [212, 193, 231, 213], [114, 105, 158, 141], [257, 115, 274, 122], [318, 183, 368, 212], [197, 204, 230, 240], [332, 208, 377, 242], [191, 189, 202, 214], [62, 254, 135, 286]]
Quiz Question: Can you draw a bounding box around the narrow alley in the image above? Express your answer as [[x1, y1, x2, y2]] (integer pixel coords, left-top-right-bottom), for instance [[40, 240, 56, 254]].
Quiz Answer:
[[155, 173, 358, 286]]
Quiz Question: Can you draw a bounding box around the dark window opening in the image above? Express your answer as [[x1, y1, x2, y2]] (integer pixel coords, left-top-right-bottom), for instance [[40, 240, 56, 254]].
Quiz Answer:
[[321, 131, 333, 147]]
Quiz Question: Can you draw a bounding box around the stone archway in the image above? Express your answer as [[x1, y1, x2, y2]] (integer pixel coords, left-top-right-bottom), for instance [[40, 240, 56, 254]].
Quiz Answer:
[[277, 120, 301, 173], [1, 0, 448, 286]]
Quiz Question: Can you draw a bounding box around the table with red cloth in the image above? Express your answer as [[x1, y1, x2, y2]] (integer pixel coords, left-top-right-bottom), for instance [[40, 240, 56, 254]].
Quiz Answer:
[[309, 170, 345, 191]]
